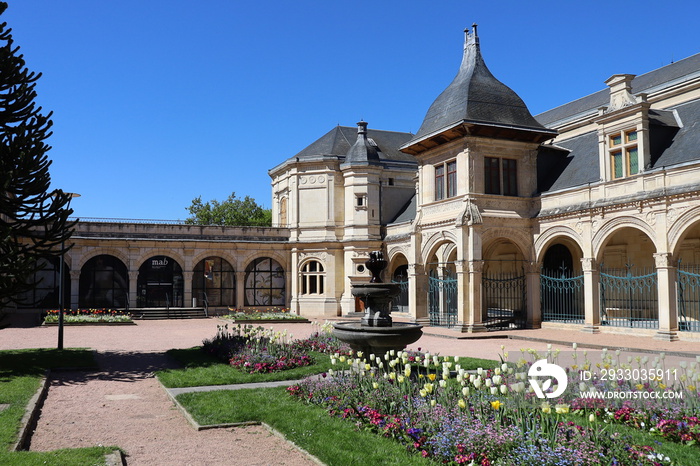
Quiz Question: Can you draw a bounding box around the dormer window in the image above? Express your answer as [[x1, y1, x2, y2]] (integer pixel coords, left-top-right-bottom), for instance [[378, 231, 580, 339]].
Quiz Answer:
[[609, 129, 639, 179]]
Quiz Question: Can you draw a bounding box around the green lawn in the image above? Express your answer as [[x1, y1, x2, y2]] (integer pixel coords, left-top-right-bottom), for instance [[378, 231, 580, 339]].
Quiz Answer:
[[157, 347, 335, 388], [177, 386, 432, 466], [0, 349, 119, 465]]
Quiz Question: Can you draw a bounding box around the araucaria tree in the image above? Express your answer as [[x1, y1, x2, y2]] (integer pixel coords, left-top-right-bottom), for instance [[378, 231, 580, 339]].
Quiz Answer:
[[0, 2, 74, 308]]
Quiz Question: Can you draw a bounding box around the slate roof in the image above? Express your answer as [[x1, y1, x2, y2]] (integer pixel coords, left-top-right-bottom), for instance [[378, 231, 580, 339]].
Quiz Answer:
[[538, 97, 700, 193], [268, 125, 417, 176], [652, 99, 700, 168], [342, 121, 381, 167], [535, 53, 700, 128], [404, 26, 553, 149], [388, 194, 417, 224], [537, 132, 599, 193]]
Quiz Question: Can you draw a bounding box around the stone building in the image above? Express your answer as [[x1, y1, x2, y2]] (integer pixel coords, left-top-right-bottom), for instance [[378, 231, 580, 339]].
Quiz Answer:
[[12, 26, 700, 341]]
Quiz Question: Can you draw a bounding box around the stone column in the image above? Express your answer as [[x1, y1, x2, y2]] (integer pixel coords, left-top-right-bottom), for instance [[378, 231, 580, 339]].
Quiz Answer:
[[581, 257, 600, 333], [464, 260, 486, 332], [128, 271, 139, 309], [69, 270, 81, 310], [289, 250, 300, 314], [654, 253, 679, 341], [236, 271, 246, 309], [183, 271, 193, 308], [526, 261, 541, 329], [455, 259, 469, 329], [409, 263, 429, 324]]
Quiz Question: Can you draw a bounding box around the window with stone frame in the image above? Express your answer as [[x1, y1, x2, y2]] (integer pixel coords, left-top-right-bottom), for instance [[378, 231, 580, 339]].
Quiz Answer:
[[484, 157, 517, 196], [300, 260, 325, 295], [609, 129, 639, 179], [434, 160, 457, 200]]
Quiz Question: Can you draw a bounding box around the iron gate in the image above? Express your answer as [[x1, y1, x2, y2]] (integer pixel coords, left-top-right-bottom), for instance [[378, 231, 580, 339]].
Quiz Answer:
[[391, 279, 409, 313], [600, 266, 658, 329], [428, 270, 457, 327], [483, 271, 526, 330], [678, 266, 700, 332], [541, 268, 584, 323]]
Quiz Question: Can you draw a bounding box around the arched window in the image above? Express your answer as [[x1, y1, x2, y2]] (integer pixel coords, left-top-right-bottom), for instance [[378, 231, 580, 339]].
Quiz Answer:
[[18, 257, 69, 309], [137, 256, 183, 307], [79, 255, 129, 308], [301, 260, 324, 295], [193, 257, 235, 307], [244, 257, 285, 306], [279, 197, 288, 227]]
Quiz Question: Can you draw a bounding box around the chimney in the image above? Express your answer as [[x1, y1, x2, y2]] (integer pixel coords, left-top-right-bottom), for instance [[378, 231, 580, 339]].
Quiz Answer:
[[604, 74, 637, 111]]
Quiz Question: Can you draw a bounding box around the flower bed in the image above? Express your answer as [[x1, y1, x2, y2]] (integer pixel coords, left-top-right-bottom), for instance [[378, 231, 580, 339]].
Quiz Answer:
[[225, 307, 308, 322], [43, 309, 133, 324], [203, 323, 313, 373], [288, 347, 700, 464]]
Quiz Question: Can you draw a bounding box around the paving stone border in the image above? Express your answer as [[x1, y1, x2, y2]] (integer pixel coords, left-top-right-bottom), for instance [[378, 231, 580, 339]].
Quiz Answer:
[[505, 334, 700, 358], [12, 370, 50, 452], [42, 321, 136, 326], [160, 378, 324, 465], [221, 318, 311, 324]]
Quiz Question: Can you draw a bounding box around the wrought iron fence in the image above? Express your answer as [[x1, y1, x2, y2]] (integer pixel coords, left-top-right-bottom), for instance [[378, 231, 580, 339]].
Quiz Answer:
[[540, 268, 584, 323], [678, 265, 700, 332], [391, 280, 409, 313], [428, 270, 457, 328], [599, 266, 658, 329], [483, 271, 526, 330]]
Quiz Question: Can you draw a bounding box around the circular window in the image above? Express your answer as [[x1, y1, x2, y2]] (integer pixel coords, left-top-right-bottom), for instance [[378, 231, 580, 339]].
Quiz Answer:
[[357, 265, 365, 273]]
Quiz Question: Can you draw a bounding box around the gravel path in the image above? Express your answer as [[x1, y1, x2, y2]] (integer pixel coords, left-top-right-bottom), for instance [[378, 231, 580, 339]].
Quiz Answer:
[[29, 349, 318, 466]]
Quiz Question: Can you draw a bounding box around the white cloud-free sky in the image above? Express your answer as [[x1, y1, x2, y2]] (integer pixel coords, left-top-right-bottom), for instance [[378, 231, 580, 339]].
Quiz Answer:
[[5, 0, 700, 220]]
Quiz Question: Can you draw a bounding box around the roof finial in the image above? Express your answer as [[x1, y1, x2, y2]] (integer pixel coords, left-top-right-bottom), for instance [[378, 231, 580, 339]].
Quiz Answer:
[[472, 23, 478, 37]]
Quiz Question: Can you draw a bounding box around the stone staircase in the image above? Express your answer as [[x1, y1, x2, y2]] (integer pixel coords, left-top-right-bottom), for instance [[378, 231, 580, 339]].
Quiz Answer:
[[129, 307, 208, 320]]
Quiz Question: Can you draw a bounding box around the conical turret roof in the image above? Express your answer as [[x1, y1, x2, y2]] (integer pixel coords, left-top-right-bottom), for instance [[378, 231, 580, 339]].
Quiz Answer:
[[402, 25, 556, 154], [342, 121, 381, 167]]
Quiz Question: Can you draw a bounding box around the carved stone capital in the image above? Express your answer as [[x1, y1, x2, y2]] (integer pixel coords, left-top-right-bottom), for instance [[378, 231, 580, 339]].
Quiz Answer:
[[469, 260, 484, 274], [580, 257, 596, 272], [525, 261, 539, 274], [653, 252, 674, 268]]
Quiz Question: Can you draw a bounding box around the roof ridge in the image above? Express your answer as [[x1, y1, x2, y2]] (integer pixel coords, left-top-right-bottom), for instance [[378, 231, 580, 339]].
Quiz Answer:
[[536, 52, 700, 126]]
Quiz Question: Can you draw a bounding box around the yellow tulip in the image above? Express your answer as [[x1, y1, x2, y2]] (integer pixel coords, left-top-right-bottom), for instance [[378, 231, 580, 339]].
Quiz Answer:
[[540, 401, 551, 414], [491, 400, 501, 410], [555, 403, 570, 414]]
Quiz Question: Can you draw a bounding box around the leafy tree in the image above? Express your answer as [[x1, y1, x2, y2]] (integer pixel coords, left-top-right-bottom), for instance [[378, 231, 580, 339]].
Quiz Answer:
[[185, 192, 272, 227], [0, 2, 75, 308]]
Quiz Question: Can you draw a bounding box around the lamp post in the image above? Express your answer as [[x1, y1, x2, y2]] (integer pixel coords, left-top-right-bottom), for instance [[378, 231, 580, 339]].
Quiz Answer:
[[54, 191, 80, 350]]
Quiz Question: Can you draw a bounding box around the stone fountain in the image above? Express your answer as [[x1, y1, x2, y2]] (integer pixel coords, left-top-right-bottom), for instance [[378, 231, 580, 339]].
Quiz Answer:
[[332, 251, 423, 356]]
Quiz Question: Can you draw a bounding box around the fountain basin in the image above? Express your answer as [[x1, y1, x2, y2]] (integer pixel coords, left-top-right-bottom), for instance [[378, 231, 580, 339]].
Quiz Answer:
[[351, 283, 401, 327], [332, 321, 423, 356]]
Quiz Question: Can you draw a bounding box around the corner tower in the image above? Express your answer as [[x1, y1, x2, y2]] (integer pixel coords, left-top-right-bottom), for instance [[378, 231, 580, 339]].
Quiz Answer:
[[399, 25, 556, 333]]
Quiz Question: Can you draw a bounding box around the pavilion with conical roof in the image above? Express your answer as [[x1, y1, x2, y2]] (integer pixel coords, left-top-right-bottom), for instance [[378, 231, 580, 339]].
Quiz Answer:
[[401, 24, 556, 156]]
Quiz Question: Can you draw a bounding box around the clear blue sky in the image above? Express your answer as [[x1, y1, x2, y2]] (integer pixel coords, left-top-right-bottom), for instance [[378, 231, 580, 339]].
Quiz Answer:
[[5, 0, 700, 220]]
